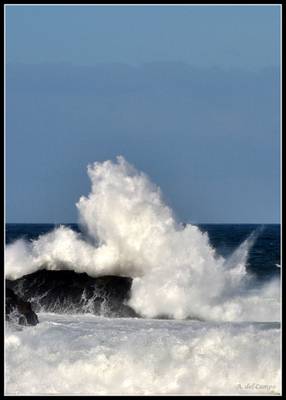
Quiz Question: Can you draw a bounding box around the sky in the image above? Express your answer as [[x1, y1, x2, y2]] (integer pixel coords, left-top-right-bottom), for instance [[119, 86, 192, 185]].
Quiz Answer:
[[6, 5, 281, 223]]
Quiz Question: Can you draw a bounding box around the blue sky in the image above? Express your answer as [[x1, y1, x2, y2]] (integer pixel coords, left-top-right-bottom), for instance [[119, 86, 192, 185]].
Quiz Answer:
[[6, 5, 281, 223]]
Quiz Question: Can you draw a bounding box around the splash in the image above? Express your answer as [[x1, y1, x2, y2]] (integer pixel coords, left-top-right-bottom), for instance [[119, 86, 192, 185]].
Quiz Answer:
[[5, 156, 280, 321], [5, 314, 281, 395]]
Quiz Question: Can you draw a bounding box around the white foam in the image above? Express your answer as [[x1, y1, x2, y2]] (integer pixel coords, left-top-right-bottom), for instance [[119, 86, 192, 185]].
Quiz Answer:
[[5, 313, 281, 395], [5, 156, 280, 321]]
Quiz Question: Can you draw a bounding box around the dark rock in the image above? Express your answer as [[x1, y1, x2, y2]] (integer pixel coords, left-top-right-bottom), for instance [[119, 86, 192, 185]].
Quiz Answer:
[[6, 287, 39, 326], [6, 269, 139, 318]]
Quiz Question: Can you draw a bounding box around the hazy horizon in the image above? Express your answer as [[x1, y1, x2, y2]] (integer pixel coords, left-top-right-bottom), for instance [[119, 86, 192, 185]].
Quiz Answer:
[[6, 5, 281, 224]]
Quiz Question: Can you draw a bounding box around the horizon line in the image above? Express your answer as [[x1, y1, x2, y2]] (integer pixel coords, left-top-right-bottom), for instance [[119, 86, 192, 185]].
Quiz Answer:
[[5, 222, 281, 225]]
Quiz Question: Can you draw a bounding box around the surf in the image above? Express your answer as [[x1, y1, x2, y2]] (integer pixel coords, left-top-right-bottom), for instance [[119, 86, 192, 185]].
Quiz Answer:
[[5, 156, 280, 321]]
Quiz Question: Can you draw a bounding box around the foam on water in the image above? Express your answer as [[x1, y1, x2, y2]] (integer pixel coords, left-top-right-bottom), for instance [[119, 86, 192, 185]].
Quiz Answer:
[[5, 156, 280, 321], [5, 313, 281, 395]]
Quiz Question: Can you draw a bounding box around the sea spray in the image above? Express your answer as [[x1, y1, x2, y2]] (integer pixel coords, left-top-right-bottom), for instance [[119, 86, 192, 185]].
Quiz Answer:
[[5, 156, 280, 321], [5, 313, 281, 395]]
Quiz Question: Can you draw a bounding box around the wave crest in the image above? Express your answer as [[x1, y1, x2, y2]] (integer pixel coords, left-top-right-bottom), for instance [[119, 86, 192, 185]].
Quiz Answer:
[[5, 156, 280, 321]]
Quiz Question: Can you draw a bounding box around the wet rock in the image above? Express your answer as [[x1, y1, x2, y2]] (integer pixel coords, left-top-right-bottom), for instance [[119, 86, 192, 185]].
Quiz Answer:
[[6, 287, 39, 326], [6, 269, 139, 318]]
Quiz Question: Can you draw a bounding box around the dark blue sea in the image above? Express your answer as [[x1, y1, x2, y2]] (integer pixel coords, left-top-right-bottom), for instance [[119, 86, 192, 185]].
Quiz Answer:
[[5, 223, 281, 395], [6, 223, 280, 281]]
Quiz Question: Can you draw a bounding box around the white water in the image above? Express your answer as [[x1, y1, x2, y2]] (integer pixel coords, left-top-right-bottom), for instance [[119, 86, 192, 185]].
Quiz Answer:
[[5, 156, 280, 321], [5, 157, 281, 395], [5, 313, 281, 395]]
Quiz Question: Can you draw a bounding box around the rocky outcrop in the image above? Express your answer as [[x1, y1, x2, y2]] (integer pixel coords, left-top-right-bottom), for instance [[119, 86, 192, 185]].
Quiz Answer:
[[6, 287, 39, 326], [6, 269, 138, 318]]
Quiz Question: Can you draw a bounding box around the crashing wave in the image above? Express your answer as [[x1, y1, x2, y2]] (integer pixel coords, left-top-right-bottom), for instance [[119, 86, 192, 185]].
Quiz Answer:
[[5, 157, 280, 321]]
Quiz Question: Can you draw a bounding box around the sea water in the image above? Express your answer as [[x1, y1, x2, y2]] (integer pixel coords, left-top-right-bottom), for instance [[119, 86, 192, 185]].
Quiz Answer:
[[5, 157, 281, 395]]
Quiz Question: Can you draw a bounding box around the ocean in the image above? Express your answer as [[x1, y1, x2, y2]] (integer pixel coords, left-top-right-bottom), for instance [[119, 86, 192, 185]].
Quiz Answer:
[[5, 158, 281, 395], [5, 222, 281, 280]]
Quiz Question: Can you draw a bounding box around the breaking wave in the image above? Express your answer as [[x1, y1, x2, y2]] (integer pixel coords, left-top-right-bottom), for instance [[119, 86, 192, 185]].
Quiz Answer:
[[5, 156, 280, 321], [5, 314, 281, 395]]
